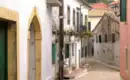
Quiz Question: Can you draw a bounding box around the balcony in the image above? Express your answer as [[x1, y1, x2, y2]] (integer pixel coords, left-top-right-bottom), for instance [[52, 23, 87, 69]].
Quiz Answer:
[[47, 0, 62, 6]]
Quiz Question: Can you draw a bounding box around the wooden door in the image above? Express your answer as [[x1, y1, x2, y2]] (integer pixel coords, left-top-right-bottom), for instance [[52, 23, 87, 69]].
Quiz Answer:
[[29, 23, 36, 80], [0, 21, 8, 80]]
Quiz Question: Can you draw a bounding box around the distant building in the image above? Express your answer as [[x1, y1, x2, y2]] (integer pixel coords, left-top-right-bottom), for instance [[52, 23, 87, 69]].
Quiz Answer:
[[93, 12, 120, 67], [88, 2, 109, 31]]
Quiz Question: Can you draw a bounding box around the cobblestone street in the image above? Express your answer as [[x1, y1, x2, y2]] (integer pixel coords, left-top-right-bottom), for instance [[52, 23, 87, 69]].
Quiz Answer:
[[73, 58, 120, 80]]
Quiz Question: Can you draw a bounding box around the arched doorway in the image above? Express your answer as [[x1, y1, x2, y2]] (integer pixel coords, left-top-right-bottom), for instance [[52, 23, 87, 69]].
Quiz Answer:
[[28, 15, 42, 80]]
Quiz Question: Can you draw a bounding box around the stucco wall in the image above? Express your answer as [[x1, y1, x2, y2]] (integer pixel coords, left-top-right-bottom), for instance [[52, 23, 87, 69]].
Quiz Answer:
[[120, 0, 130, 79], [94, 40, 120, 67], [0, 0, 53, 80]]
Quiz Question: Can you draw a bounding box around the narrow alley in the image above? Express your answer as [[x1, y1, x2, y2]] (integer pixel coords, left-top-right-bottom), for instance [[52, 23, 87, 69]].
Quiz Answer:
[[72, 58, 120, 80]]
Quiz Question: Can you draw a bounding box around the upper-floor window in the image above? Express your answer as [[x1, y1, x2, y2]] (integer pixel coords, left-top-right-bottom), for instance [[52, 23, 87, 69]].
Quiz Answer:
[[80, 13, 83, 25], [67, 5, 70, 24], [73, 9, 75, 26], [77, 12, 79, 32], [105, 34, 107, 43], [85, 15, 87, 25]]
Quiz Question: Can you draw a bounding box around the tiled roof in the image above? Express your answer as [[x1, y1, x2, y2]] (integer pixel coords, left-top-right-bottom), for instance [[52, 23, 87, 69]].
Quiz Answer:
[[110, 1, 119, 5], [89, 9, 108, 16], [91, 3, 108, 9]]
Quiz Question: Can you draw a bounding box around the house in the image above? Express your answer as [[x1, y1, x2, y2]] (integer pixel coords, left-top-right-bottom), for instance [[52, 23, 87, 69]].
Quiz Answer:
[[51, 0, 91, 77], [0, 0, 62, 80], [88, 2, 109, 31], [93, 12, 120, 67], [120, 0, 130, 80]]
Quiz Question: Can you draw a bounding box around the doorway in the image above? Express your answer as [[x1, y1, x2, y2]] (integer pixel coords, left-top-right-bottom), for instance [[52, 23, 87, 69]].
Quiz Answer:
[[0, 21, 17, 80], [28, 16, 42, 80]]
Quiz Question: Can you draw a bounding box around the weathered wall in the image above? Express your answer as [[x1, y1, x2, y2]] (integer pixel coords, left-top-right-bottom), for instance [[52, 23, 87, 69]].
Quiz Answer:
[[94, 40, 120, 67], [94, 13, 120, 68]]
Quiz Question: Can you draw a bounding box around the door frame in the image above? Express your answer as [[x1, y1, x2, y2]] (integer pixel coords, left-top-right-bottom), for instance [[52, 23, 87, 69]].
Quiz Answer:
[[27, 7, 42, 80], [0, 7, 19, 80]]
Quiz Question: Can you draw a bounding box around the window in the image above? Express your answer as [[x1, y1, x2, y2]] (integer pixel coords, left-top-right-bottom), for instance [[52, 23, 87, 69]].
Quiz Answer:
[[52, 44, 56, 64], [73, 9, 75, 25], [77, 12, 79, 32], [65, 44, 69, 58], [85, 46, 87, 57], [99, 35, 101, 43], [81, 47, 84, 57], [88, 22, 91, 31], [67, 5, 70, 24], [72, 43, 74, 56], [105, 34, 107, 43], [80, 13, 83, 25], [125, 48, 128, 70], [96, 35, 98, 43], [112, 33, 115, 43]]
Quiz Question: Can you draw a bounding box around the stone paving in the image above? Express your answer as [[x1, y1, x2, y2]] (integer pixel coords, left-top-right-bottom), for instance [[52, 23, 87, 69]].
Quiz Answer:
[[72, 58, 120, 80]]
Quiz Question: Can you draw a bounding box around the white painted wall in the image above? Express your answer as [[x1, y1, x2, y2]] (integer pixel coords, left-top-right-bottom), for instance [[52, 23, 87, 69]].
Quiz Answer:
[[0, 0, 53, 80], [63, 0, 89, 68], [52, 0, 89, 69]]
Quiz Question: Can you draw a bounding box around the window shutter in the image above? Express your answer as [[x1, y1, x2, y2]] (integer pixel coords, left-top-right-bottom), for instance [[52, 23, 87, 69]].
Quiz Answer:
[[120, 0, 127, 22], [88, 22, 91, 31], [52, 44, 56, 64]]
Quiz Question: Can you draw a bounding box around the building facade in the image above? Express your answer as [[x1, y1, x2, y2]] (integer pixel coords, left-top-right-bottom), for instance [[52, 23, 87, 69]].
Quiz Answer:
[[120, 0, 130, 80], [51, 0, 91, 77], [0, 0, 62, 80], [93, 12, 120, 67]]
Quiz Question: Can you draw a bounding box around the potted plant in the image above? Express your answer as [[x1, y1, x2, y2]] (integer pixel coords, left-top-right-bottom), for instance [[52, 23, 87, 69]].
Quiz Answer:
[[71, 64, 76, 70], [64, 66, 71, 75]]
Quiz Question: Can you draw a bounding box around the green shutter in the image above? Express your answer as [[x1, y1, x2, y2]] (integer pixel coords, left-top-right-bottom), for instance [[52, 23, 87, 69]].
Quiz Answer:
[[120, 0, 127, 22], [65, 44, 69, 58], [52, 44, 56, 64]]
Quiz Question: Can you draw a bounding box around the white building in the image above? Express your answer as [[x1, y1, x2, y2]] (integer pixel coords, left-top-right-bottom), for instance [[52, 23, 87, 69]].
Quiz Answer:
[[52, 0, 91, 78], [0, 0, 62, 80]]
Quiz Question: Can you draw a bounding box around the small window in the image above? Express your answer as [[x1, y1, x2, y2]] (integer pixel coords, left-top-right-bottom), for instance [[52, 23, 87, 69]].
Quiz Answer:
[[65, 44, 69, 58], [80, 13, 83, 25], [67, 5, 70, 24], [88, 22, 91, 31], [112, 33, 115, 43], [81, 47, 84, 57], [99, 35, 101, 43], [125, 48, 128, 70], [52, 44, 56, 64], [105, 34, 107, 43], [96, 35, 98, 43], [73, 9, 75, 25], [72, 43, 74, 56]]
